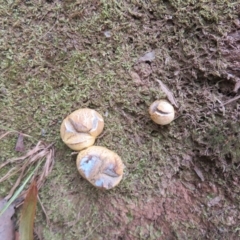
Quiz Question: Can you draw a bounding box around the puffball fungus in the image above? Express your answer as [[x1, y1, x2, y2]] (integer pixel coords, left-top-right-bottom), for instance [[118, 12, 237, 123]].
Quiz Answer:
[[76, 146, 124, 190], [60, 108, 104, 151], [149, 100, 175, 125]]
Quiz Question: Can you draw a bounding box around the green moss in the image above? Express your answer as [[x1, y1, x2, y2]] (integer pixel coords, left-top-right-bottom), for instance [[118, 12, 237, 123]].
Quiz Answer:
[[193, 119, 240, 166]]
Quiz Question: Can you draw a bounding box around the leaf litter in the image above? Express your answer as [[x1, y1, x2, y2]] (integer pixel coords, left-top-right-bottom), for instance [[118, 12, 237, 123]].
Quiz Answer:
[[0, 134, 55, 202], [137, 51, 155, 63], [15, 134, 25, 152], [0, 131, 55, 238], [0, 198, 15, 240], [155, 79, 179, 108]]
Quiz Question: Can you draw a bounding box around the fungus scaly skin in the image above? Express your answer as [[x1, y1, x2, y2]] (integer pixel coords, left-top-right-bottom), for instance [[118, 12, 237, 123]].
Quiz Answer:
[[60, 108, 104, 151], [76, 146, 124, 190], [149, 100, 175, 125]]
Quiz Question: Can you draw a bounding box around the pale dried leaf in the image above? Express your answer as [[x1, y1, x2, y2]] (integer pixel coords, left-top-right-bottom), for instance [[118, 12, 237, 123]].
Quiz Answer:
[[207, 196, 222, 207], [104, 31, 111, 38], [37, 145, 55, 189], [0, 198, 15, 240], [193, 166, 204, 181], [233, 80, 240, 92], [156, 79, 179, 108], [15, 134, 25, 152], [181, 181, 196, 191], [138, 51, 155, 63]]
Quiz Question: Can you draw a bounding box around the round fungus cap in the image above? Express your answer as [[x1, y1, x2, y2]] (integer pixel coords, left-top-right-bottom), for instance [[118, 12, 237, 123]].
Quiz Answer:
[[76, 146, 124, 190], [60, 108, 104, 151], [149, 100, 175, 125]]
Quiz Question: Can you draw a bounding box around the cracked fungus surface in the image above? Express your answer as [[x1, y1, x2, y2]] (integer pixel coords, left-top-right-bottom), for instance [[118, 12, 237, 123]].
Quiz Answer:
[[60, 108, 104, 150], [76, 146, 124, 190]]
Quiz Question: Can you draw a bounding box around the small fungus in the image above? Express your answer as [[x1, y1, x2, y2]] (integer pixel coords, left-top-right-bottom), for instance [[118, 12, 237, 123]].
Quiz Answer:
[[76, 146, 124, 190], [149, 100, 175, 125], [60, 108, 104, 151]]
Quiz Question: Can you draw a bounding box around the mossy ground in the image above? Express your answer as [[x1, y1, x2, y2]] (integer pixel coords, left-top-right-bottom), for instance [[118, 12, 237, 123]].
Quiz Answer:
[[0, 0, 240, 239]]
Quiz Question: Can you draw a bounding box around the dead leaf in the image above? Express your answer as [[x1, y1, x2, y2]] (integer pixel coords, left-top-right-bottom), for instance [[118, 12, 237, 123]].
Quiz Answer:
[[137, 51, 155, 63], [15, 134, 25, 152], [233, 80, 240, 92], [104, 30, 111, 38], [0, 141, 55, 201], [19, 180, 38, 240], [181, 181, 196, 191], [193, 166, 204, 181], [155, 79, 179, 108], [129, 71, 143, 85], [0, 198, 15, 240], [207, 196, 222, 207]]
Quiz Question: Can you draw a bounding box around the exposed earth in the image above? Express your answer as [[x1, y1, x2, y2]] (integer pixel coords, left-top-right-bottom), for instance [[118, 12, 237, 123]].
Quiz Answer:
[[0, 1, 240, 239]]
